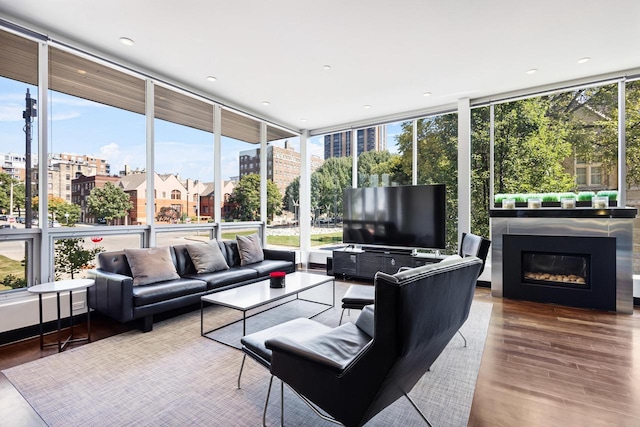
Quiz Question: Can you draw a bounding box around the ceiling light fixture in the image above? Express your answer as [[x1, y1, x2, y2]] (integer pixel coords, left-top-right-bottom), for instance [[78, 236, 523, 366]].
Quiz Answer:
[[423, 92, 432, 97], [323, 65, 332, 70], [363, 105, 371, 109], [119, 37, 135, 46], [77, 69, 87, 75], [577, 57, 591, 64], [526, 68, 538, 75], [262, 101, 271, 106], [301, 118, 307, 122], [206, 76, 217, 82]]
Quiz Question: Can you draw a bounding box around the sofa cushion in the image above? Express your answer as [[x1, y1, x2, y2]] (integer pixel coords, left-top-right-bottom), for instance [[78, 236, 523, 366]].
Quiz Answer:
[[247, 259, 294, 276], [132, 278, 207, 307], [183, 267, 258, 291], [236, 233, 264, 266], [124, 246, 180, 286], [186, 239, 229, 273]]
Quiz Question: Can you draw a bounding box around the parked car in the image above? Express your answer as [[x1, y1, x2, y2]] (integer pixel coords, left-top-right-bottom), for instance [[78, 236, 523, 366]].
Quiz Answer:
[[0, 214, 7, 221], [16, 217, 25, 224], [96, 217, 107, 224]]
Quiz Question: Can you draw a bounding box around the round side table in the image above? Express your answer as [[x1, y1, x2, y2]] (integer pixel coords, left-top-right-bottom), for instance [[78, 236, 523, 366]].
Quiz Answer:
[[28, 278, 95, 352]]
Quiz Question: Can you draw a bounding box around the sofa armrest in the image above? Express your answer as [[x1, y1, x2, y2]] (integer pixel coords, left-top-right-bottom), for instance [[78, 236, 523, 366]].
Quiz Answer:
[[263, 248, 296, 267], [88, 269, 135, 323]]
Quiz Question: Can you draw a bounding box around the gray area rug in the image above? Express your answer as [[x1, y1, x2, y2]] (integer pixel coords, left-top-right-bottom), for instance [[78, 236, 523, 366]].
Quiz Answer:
[[3, 281, 492, 427]]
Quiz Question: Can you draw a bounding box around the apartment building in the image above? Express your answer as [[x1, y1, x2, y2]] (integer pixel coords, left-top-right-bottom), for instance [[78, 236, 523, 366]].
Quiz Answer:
[[323, 126, 387, 160]]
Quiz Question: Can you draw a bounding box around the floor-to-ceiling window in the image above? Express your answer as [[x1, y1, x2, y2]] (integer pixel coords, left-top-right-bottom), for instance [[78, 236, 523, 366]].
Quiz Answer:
[[0, 29, 39, 290], [470, 106, 491, 240], [493, 83, 619, 202], [625, 79, 640, 274], [415, 113, 459, 253], [153, 85, 213, 231]]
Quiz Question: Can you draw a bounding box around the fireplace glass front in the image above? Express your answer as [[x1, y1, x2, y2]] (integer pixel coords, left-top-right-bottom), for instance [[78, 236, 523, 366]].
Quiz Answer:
[[522, 252, 589, 289]]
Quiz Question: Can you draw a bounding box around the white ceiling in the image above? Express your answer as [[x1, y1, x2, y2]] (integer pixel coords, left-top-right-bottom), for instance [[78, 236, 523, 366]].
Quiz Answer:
[[1, 0, 640, 134]]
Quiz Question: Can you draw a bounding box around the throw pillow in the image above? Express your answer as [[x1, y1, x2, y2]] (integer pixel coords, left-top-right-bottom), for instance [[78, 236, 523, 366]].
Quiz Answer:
[[186, 239, 229, 273], [236, 233, 264, 266], [124, 246, 180, 286]]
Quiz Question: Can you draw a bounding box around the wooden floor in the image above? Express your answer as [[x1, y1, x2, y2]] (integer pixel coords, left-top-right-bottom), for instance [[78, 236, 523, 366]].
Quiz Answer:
[[1, 288, 639, 426]]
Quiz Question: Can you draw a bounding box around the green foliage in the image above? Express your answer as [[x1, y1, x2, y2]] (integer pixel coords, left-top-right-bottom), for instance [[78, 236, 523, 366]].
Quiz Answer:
[[596, 190, 618, 200], [283, 177, 300, 213], [541, 193, 559, 202], [228, 174, 282, 221], [310, 157, 352, 222], [54, 238, 104, 280], [1, 274, 27, 290], [87, 182, 133, 222], [0, 172, 25, 216], [577, 191, 596, 201]]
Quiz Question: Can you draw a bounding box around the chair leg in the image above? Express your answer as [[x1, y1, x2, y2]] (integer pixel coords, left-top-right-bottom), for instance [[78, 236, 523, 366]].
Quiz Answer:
[[280, 379, 284, 427], [339, 308, 345, 325], [237, 354, 246, 389], [262, 375, 275, 427], [457, 330, 467, 347], [404, 393, 433, 427]]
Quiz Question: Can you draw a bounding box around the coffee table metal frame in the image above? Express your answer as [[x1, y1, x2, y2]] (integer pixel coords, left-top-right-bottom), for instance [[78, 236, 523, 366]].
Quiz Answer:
[[200, 272, 335, 348], [28, 278, 95, 352]]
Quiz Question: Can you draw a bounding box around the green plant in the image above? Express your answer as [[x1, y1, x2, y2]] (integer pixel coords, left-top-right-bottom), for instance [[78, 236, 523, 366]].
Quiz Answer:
[[577, 191, 596, 201], [513, 194, 527, 203], [54, 238, 104, 280], [541, 193, 559, 202], [494, 194, 508, 204], [558, 192, 577, 199], [596, 190, 618, 201]]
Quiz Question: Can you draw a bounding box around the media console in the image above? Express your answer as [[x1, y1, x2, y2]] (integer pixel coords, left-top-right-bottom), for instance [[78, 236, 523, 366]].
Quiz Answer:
[[332, 247, 446, 280]]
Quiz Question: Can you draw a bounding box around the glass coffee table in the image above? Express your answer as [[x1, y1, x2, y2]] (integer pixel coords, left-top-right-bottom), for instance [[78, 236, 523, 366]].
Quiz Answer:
[[201, 272, 335, 348]]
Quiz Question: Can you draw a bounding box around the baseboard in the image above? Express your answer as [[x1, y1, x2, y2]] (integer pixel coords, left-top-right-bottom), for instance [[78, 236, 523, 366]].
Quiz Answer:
[[0, 313, 88, 347], [476, 280, 491, 288]]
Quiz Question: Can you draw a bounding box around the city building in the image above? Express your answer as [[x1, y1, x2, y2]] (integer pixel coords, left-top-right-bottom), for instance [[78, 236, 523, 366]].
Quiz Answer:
[[0, 152, 27, 181], [239, 141, 323, 196], [71, 174, 120, 223], [323, 126, 386, 159]]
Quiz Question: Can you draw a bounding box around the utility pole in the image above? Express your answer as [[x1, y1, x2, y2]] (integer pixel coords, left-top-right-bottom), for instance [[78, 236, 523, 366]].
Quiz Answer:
[[23, 89, 37, 229]]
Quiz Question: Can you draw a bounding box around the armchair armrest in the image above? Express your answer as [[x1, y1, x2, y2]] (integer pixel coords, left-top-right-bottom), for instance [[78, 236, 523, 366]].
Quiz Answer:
[[266, 323, 372, 374]]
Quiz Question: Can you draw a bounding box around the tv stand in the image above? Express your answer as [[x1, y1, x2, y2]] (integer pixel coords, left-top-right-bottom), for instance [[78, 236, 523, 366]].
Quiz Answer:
[[332, 247, 445, 280]]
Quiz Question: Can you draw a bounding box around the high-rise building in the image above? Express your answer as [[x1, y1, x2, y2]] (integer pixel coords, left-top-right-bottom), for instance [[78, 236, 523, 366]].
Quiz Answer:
[[323, 126, 387, 159], [239, 141, 323, 196]]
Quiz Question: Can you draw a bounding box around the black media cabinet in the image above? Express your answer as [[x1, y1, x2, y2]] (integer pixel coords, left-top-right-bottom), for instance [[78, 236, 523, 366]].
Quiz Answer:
[[332, 247, 445, 280]]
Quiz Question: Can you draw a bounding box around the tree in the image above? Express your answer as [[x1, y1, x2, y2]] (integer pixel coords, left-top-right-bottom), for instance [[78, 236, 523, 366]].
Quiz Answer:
[[87, 182, 133, 224], [0, 173, 25, 216], [283, 177, 300, 215], [55, 238, 103, 280], [156, 206, 180, 223], [310, 157, 352, 223], [30, 195, 81, 225], [228, 174, 282, 221]]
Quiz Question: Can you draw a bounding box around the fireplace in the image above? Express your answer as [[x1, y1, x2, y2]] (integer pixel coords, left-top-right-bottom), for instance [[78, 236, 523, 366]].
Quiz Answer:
[[503, 235, 617, 311]]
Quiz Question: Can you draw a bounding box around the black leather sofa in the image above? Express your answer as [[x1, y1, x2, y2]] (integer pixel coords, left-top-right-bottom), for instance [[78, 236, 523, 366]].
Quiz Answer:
[[89, 240, 296, 332]]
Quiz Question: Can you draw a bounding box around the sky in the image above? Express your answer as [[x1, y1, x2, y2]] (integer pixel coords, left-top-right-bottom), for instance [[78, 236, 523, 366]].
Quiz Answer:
[[0, 77, 402, 182]]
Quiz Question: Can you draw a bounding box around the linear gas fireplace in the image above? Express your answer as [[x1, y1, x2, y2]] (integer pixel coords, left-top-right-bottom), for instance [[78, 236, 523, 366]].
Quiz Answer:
[[503, 235, 616, 311], [490, 207, 636, 314]]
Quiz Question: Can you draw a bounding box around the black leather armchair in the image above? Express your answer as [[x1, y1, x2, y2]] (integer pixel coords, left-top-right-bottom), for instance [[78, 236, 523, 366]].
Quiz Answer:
[[339, 232, 491, 324], [256, 256, 483, 427]]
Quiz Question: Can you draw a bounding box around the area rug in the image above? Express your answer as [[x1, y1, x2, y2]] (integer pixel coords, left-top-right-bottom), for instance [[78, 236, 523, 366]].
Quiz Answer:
[[3, 282, 492, 427]]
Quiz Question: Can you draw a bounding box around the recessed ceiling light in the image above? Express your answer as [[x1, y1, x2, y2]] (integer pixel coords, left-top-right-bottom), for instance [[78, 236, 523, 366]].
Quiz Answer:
[[423, 92, 432, 97], [262, 101, 271, 106], [76, 69, 86, 75], [526, 68, 538, 75], [300, 118, 307, 122], [577, 57, 591, 64], [363, 105, 371, 109], [323, 65, 332, 70], [119, 37, 135, 46], [206, 76, 217, 82]]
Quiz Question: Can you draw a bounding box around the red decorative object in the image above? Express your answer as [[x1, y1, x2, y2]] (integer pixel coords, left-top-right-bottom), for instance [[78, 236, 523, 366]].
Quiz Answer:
[[269, 271, 286, 288], [91, 237, 103, 244]]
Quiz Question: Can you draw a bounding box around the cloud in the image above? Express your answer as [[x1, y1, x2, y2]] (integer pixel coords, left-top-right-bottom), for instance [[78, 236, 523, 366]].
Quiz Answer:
[[0, 104, 24, 122]]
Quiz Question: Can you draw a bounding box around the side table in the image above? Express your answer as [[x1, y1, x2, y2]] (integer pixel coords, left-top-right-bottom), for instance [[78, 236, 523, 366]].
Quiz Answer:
[[28, 278, 95, 352]]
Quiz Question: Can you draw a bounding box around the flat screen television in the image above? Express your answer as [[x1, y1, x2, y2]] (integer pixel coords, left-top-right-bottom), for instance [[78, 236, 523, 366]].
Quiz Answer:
[[342, 184, 446, 249]]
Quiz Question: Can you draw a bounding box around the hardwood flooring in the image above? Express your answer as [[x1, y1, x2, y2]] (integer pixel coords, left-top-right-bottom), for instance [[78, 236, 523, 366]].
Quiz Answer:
[[1, 287, 639, 426]]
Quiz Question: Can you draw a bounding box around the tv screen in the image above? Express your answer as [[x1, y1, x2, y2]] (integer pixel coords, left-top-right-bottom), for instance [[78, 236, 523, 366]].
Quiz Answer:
[[342, 184, 446, 249]]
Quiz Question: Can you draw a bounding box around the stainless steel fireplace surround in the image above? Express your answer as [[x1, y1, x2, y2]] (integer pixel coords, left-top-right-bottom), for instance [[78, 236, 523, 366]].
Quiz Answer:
[[490, 208, 637, 314]]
